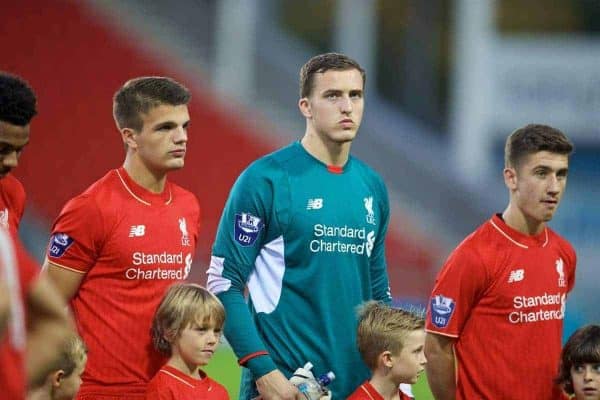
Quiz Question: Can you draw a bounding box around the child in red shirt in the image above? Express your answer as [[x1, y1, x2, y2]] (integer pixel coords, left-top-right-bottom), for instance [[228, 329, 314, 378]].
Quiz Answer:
[[146, 283, 229, 400], [348, 301, 426, 400], [556, 325, 600, 400], [29, 335, 88, 400]]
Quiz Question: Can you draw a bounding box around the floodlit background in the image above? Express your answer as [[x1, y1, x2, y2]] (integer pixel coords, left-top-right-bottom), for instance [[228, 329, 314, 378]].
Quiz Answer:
[[3, 1, 599, 398]]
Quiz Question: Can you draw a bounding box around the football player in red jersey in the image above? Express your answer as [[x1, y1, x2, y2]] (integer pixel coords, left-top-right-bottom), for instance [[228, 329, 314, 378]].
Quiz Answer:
[[425, 124, 576, 400], [44, 77, 200, 399], [0, 72, 36, 237], [0, 72, 73, 399]]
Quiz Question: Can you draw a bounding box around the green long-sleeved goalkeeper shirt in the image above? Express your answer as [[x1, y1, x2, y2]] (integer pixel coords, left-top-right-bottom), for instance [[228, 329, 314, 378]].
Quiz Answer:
[[207, 142, 391, 399]]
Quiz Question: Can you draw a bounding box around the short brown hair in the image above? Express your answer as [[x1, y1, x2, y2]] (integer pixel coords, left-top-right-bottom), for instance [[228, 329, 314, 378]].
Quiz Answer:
[[151, 283, 225, 356], [556, 325, 600, 395], [356, 301, 425, 370], [504, 124, 574, 169], [55, 335, 87, 377], [113, 76, 190, 131], [299, 53, 366, 98]]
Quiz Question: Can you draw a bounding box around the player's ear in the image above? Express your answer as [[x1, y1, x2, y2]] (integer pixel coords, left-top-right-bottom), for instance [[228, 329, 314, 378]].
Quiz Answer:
[[380, 350, 393, 368], [52, 370, 65, 387], [121, 128, 138, 150], [298, 97, 312, 118], [503, 166, 517, 190]]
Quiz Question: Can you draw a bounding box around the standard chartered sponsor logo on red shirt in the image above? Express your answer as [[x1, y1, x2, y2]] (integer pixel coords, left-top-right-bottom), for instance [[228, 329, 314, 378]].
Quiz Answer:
[[508, 292, 565, 324], [126, 252, 192, 280]]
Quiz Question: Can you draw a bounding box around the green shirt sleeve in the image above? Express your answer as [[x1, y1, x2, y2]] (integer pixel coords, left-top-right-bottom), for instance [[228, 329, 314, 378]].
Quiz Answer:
[[207, 160, 283, 378]]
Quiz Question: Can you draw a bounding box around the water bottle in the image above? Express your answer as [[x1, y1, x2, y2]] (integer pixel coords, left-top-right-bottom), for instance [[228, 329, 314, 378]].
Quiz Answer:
[[317, 371, 335, 387], [293, 362, 335, 400]]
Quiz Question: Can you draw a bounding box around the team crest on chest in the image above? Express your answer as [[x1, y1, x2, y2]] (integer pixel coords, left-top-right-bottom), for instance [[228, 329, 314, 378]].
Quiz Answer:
[[364, 196, 376, 225], [179, 217, 191, 246], [556, 258, 566, 287], [0, 208, 8, 229]]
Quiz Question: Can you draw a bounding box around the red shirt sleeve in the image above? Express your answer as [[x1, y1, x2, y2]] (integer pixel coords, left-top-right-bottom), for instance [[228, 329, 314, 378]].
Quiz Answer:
[[426, 241, 489, 337], [46, 194, 106, 273]]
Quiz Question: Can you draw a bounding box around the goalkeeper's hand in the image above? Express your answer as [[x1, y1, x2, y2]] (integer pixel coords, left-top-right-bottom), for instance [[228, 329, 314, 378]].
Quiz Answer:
[[290, 366, 330, 400]]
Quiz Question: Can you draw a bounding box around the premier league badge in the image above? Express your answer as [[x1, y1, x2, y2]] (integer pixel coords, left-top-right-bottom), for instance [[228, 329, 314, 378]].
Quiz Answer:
[[234, 212, 264, 246], [48, 233, 75, 258], [430, 294, 455, 328]]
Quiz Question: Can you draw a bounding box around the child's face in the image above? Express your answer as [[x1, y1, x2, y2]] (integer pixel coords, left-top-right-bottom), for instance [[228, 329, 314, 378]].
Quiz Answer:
[[53, 355, 87, 400], [571, 363, 600, 400], [391, 329, 427, 384], [174, 321, 222, 368]]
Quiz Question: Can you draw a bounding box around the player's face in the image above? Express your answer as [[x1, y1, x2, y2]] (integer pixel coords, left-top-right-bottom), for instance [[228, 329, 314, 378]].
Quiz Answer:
[[0, 121, 30, 179], [391, 329, 427, 384], [54, 354, 87, 400], [173, 321, 221, 368], [507, 151, 569, 225], [571, 363, 600, 400], [132, 104, 190, 173], [299, 68, 364, 145]]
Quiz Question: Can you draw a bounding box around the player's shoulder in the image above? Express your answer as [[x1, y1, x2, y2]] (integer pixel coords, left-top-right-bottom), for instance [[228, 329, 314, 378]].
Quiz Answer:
[[0, 174, 26, 202], [169, 182, 200, 208], [0, 174, 25, 193], [59, 170, 120, 215], [73, 169, 121, 199], [446, 219, 497, 264], [246, 142, 300, 173], [349, 155, 388, 191], [547, 226, 577, 259], [350, 155, 383, 178], [455, 219, 493, 250], [235, 143, 298, 186]]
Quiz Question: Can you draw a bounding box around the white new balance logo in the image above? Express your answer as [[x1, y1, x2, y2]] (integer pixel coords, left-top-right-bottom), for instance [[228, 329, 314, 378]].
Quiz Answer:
[[129, 225, 146, 237], [306, 198, 323, 210], [508, 269, 524, 283]]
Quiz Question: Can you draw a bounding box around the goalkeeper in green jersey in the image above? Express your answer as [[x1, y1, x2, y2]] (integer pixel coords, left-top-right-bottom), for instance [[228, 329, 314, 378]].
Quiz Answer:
[[207, 53, 392, 400]]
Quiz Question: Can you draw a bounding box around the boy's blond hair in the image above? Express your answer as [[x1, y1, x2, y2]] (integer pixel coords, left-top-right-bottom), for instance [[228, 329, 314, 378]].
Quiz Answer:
[[56, 335, 87, 377], [151, 283, 225, 355], [356, 301, 425, 370]]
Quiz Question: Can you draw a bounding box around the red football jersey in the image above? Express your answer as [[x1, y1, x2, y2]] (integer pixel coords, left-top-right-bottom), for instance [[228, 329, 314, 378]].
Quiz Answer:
[[0, 228, 40, 400], [47, 168, 200, 399], [426, 214, 576, 400], [347, 381, 413, 400], [146, 365, 229, 400], [0, 174, 26, 237]]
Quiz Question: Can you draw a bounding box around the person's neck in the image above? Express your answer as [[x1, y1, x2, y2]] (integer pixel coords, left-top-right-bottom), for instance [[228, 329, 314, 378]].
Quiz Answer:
[[122, 156, 167, 194], [25, 381, 51, 400], [300, 131, 351, 167], [501, 204, 545, 235], [369, 374, 401, 400], [167, 354, 201, 379]]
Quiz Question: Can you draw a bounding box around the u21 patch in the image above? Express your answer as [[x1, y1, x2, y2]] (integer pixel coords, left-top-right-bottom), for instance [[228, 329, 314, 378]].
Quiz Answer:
[[234, 212, 264, 246], [430, 294, 456, 328], [48, 233, 74, 258]]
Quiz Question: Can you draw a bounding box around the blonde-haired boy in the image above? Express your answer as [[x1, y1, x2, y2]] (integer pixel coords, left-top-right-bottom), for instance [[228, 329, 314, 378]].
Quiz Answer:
[[28, 335, 88, 400], [146, 283, 229, 400], [348, 301, 426, 400]]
